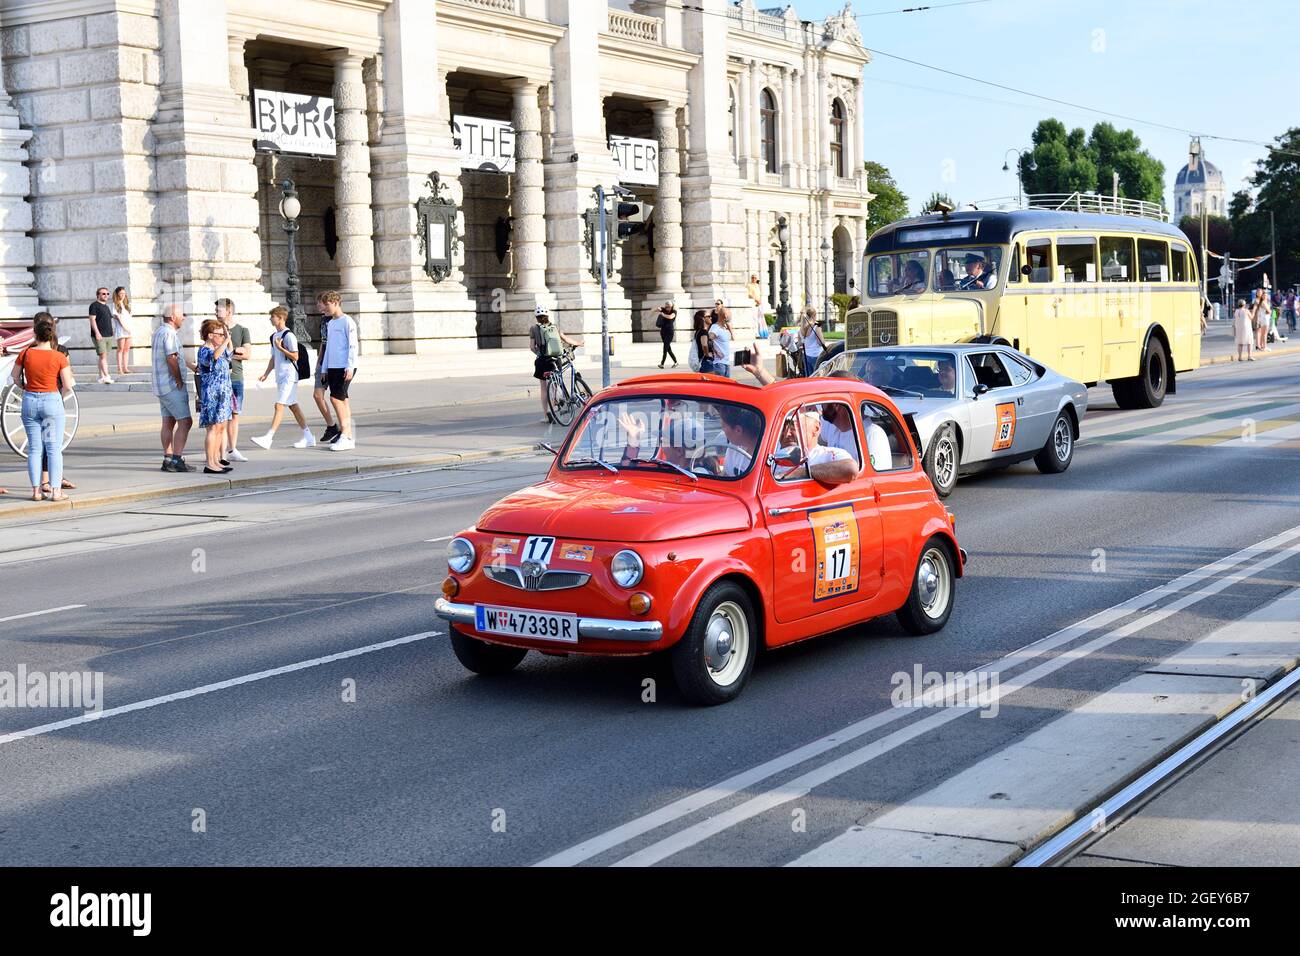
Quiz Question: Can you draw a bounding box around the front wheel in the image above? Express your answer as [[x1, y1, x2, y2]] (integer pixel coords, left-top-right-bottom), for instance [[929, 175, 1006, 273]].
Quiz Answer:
[[1034, 410, 1074, 474], [923, 422, 959, 498], [544, 373, 576, 426], [896, 539, 956, 635], [572, 373, 593, 406], [671, 581, 757, 706], [449, 630, 528, 675]]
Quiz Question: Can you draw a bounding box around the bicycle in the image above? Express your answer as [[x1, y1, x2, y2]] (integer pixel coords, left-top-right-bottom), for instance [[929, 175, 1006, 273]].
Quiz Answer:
[[543, 345, 593, 427], [0, 329, 80, 459]]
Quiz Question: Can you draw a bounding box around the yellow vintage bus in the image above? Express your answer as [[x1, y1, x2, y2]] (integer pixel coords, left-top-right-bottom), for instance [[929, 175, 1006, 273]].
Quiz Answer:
[[845, 207, 1202, 407]]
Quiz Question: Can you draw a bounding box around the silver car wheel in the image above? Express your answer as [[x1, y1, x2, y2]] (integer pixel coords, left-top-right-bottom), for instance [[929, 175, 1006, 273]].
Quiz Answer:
[[918, 547, 952, 621], [1053, 416, 1072, 462], [934, 435, 957, 489]]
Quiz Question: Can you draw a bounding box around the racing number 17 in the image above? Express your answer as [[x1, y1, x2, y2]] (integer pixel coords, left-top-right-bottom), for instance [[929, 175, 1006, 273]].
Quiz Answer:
[[522, 536, 556, 563]]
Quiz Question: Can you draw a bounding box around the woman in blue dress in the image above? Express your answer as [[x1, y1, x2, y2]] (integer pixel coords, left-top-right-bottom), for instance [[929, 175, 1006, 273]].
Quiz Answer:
[[196, 318, 234, 474]]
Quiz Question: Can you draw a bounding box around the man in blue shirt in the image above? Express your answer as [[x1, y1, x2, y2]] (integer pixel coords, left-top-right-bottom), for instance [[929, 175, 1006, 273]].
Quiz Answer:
[[319, 290, 358, 451]]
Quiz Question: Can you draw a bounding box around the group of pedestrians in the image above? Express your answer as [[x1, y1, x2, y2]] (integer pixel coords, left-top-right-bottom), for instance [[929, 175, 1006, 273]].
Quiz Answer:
[[1232, 288, 1290, 361], [151, 291, 360, 474], [87, 286, 134, 384]]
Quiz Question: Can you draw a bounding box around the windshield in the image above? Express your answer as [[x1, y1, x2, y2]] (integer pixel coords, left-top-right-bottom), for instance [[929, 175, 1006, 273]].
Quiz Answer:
[[933, 246, 1003, 292], [561, 396, 765, 480], [868, 251, 929, 297], [821, 349, 959, 399]]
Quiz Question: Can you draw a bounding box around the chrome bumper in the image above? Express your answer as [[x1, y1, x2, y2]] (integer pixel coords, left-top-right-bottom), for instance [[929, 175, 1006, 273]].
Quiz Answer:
[[434, 597, 663, 643]]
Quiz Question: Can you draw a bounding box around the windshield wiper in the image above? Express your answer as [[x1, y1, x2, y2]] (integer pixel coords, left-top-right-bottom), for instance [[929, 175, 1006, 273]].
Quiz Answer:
[[566, 456, 619, 474], [631, 457, 699, 482]]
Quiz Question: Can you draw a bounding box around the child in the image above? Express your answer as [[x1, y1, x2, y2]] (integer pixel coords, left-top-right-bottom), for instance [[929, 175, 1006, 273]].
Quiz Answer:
[[250, 307, 315, 449]]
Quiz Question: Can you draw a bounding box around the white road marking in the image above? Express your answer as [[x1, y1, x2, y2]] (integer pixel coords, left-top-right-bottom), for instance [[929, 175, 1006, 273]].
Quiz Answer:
[[0, 631, 439, 748], [426, 535, 453, 543], [0, 605, 86, 625], [610, 537, 1300, 868], [534, 522, 1300, 867]]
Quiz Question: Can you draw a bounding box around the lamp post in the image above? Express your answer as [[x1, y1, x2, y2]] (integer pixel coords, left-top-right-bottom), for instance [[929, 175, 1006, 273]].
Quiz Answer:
[[277, 179, 310, 347], [820, 236, 831, 334], [1002, 148, 1037, 207], [776, 216, 793, 327]]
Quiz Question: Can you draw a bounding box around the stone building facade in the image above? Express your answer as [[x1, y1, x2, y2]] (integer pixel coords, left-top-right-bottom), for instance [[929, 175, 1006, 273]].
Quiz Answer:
[[0, 0, 870, 362]]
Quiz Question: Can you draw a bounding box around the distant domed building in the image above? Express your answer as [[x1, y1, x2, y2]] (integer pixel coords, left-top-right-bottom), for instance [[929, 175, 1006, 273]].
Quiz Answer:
[[1174, 146, 1226, 220]]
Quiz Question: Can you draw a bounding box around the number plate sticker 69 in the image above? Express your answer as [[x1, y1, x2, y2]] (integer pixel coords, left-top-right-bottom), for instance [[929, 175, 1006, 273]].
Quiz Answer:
[[475, 604, 579, 643]]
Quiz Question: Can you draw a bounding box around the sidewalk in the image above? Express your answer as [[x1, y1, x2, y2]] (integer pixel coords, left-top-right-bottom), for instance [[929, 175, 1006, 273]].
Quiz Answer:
[[0, 357, 745, 523]]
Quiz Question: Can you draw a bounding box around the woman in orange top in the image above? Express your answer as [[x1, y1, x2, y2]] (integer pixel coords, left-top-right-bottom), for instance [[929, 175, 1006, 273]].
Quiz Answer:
[[11, 315, 75, 501]]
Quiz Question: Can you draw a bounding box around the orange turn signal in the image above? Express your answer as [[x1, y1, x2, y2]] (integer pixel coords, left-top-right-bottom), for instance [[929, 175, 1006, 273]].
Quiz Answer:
[[628, 593, 652, 615], [947, 511, 956, 529], [441, 577, 459, 599]]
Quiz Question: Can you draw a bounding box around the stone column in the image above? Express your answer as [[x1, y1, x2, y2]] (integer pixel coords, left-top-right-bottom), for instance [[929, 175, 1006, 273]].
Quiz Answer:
[[370, 0, 476, 355], [854, 216, 867, 296], [818, 57, 833, 190], [680, 0, 746, 329], [779, 67, 793, 183], [330, 52, 377, 299], [856, 78, 867, 194], [802, 48, 816, 179], [0, 16, 38, 319], [734, 70, 749, 178], [542, 0, 628, 349], [154, 0, 271, 325], [504, 78, 547, 302], [748, 59, 761, 174], [791, 68, 803, 189], [649, 101, 685, 312]]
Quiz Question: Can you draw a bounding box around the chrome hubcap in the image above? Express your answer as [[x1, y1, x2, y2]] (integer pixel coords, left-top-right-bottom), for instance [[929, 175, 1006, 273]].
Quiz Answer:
[[935, 437, 956, 487], [703, 601, 749, 687], [1054, 418, 1072, 460], [918, 547, 951, 619]]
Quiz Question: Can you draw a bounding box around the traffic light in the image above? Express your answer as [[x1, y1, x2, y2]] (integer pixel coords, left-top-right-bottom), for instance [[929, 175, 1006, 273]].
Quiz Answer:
[[616, 199, 653, 239]]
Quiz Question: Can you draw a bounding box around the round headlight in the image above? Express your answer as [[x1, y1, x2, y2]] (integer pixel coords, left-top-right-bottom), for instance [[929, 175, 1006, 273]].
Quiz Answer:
[[611, 549, 644, 588], [446, 537, 476, 574]]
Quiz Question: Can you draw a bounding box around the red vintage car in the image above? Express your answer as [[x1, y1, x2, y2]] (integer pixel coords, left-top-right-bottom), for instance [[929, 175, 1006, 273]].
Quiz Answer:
[[435, 373, 966, 705]]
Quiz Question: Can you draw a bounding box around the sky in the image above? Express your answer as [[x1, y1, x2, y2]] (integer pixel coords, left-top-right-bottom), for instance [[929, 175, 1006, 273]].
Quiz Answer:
[[795, 0, 1299, 217]]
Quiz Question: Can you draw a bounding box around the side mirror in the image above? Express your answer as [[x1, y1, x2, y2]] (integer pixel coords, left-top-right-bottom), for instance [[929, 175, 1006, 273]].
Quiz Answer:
[[769, 445, 803, 469], [538, 442, 559, 456], [972, 383, 990, 399], [1020, 264, 1032, 277]]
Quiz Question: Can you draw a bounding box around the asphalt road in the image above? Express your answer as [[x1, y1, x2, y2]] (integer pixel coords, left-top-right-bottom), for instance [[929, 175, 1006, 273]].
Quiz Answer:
[[2, 355, 1299, 866]]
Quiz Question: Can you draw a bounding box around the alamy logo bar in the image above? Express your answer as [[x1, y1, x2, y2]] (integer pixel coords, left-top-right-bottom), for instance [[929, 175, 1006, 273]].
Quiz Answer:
[[0, 666, 103, 711]]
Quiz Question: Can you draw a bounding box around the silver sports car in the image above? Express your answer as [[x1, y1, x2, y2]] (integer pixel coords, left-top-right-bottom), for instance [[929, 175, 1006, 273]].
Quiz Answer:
[[816, 345, 1088, 497]]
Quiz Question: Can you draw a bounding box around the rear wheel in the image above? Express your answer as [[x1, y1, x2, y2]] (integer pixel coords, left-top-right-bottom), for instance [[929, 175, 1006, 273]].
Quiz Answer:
[[545, 374, 576, 426], [1112, 338, 1169, 409], [1034, 410, 1074, 474], [922, 422, 959, 498], [449, 630, 528, 675], [896, 539, 955, 635], [670, 581, 757, 706]]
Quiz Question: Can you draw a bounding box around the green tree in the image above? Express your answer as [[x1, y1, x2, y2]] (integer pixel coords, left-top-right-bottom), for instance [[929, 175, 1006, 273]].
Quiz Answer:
[[918, 191, 954, 216], [1019, 119, 1164, 205], [1233, 127, 1300, 286], [863, 160, 909, 233]]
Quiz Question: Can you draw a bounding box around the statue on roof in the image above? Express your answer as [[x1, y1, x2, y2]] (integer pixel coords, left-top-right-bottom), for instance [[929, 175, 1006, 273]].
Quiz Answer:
[[823, 2, 863, 45]]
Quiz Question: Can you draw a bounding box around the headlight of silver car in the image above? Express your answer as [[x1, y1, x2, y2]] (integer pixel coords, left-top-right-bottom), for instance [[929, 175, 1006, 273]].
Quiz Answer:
[[447, 537, 476, 574], [611, 549, 644, 588]]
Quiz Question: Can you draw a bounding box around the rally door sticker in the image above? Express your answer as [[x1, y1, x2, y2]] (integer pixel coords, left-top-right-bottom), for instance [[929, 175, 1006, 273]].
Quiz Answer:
[[808, 504, 861, 602], [993, 402, 1017, 451]]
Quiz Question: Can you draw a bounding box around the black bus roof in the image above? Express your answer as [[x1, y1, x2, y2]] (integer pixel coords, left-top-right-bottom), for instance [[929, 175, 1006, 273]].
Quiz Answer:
[[866, 209, 1188, 253]]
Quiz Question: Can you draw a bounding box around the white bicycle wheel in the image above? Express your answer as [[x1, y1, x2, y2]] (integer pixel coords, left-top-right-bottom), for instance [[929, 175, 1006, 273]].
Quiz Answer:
[[1, 385, 79, 458]]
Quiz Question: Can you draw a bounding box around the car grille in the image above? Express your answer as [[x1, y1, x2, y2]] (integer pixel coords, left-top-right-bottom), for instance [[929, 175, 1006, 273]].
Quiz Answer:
[[869, 310, 898, 346], [485, 565, 591, 592]]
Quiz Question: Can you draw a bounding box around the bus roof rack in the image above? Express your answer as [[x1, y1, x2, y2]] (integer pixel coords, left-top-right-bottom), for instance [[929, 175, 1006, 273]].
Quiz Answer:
[[1024, 192, 1168, 222]]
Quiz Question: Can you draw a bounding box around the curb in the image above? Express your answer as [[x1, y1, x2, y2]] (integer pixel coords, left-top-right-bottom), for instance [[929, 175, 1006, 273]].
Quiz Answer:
[[0, 443, 542, 526], [1200, 343, 1300, 366], [71, 387, 543, 440]]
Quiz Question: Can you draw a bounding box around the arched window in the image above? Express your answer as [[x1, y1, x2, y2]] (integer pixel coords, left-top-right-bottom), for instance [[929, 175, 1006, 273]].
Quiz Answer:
[[760, 88, 778, 174], [830, 98, 846, 178]]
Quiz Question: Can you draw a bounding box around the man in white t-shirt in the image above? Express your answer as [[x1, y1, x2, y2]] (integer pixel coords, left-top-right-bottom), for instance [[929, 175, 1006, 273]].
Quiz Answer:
[[792, 411, 857, 485]]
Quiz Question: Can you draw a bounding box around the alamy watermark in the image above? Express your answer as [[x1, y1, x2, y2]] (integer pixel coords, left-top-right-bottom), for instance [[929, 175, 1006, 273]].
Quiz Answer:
[[0, 666, 103, 711], [890, 664, 999, 717]]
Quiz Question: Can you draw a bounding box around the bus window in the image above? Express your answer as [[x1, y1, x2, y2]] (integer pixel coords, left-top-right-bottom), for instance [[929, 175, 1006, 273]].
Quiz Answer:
[[1007, 244, 1021, 283], [1026, 238, 1052, 283], [934, 247, 1002, 292], [1170, 243, 1190, 282], [1100, 237, 1135, 282], [1056, 237, 1097, 283], [1138, 238, 1168, 282], [868, 251, 929, 297]]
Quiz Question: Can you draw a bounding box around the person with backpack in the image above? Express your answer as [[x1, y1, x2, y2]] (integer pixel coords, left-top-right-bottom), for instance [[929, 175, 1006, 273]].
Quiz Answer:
[[251, 306, 314, 450], [530, 306, 580, 423]]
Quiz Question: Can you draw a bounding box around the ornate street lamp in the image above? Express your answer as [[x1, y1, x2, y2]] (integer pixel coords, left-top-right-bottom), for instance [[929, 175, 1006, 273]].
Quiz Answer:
[[1002, 148, 1037, 207], [416, 170, 460, 283], [277, 178, 310, 346], [776, 216, 793, 327]]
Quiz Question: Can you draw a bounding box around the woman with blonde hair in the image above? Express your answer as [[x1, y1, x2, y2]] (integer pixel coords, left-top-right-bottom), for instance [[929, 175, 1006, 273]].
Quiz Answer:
[[196, 318, 234, 474], [111, 286, 133, 376], [1232, 298, 1253, 362], [1253, 289, 1270, 352]]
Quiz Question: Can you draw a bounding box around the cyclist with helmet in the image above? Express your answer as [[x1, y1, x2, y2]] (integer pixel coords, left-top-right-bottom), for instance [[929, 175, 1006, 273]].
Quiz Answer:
[[530, 306, 582, 422]]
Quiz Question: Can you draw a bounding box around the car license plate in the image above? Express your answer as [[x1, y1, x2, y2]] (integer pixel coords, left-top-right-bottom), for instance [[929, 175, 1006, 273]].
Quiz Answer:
[[475, 604, 579, 643]]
